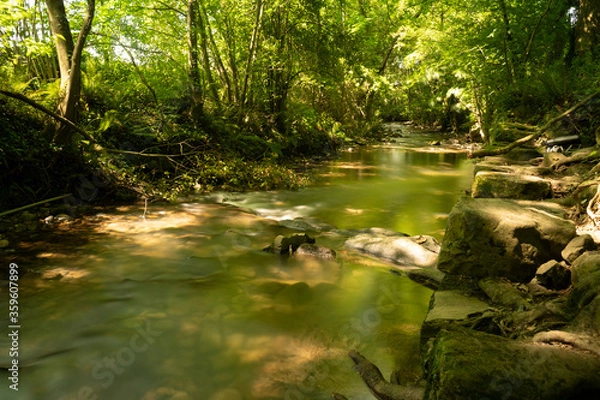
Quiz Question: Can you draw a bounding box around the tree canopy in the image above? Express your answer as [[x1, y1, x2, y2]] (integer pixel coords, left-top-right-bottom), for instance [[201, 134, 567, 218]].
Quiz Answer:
[[2, 0, 600, 204]]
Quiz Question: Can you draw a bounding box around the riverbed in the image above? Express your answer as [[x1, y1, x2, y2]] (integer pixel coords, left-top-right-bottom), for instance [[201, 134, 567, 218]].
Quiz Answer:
[[1, 126, 474, 400]]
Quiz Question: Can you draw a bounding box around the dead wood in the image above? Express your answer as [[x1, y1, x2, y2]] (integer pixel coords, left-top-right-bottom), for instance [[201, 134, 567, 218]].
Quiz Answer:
[[470, 90, 600, 158], [0, 89, 97, 144]]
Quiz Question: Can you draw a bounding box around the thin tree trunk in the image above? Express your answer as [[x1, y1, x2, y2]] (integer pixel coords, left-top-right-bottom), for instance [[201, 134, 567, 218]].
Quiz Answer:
[[498, 0, 515, 83], [201, 0, 233, 103], [197, 1, 220, 106], [187, 0, 205, 126], [522, 0, 553, 66], [45, 0, 74, 91], [45, 0, 95, 148], [239, 0, 264, 117]]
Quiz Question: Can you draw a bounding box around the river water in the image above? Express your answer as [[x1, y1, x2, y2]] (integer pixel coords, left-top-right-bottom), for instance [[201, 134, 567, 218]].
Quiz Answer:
[[1, 126, 473, 400]]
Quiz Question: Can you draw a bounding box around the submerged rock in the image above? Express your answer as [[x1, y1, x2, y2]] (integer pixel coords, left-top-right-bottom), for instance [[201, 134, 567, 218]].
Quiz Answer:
[[437, 197, 576, 283], [263, 233, 315, 255], [345, 231, 440, 268], [294, 243, 336, 259]]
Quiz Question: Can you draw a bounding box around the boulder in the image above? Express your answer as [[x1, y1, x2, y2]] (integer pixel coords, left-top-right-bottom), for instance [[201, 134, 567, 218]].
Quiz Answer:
[[504, 148, 542, 162], [406, 268, 446, 290], [420, 290, 492, 347], [561, 234, 597, 264], [263, 233, 315, 255], [345, 232, 440, 267], [478, 277, 532, 310], [568, 252, 600, 335], [295, 243, 336, 259], [437, 197, 576, 283], [471, 171, 551, 200], [536, 260, 571, 290], [423, 328, 600, 400]]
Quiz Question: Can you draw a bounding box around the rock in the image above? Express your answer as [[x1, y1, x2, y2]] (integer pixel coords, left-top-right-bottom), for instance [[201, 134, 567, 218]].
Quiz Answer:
[[345, 232, 440, 267], [423, 328, 600, 400], [568, 251, 600, 313], [55, 213, 74, 222], [566, 252, 600, 335], [562, 234, 597, 264], [505, 148, 542, 162], [420, 290, 492, 347], [263, 233, 315, 255], [406, 268, 446, 290], [541, 151, 567, 168], [536, 260, 572, 290], [21, 211, 37, 221], [437, 197, 576, 283], [570, 251, 600, 286], [471, 171, 551, 200], [478, 277, 532, 310], [294, 243, 336, 259]]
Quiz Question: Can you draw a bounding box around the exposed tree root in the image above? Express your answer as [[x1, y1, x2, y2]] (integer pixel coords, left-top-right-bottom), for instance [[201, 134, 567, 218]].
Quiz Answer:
[[533, 330, 600, 357], [348, 350, 423, 400]]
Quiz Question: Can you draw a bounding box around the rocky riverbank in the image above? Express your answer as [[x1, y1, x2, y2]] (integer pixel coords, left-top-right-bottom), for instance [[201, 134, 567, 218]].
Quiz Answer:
[[339, 147, 600, 399]]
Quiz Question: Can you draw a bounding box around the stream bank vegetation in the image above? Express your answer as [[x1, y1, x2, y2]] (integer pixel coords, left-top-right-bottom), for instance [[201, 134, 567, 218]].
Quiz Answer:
[[2, 0, 600, 216]]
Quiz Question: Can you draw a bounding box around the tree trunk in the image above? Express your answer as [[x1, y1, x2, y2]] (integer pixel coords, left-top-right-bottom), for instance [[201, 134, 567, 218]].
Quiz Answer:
[[196, 1, 220, 106], [187, 0, 205, 127], [239, 0, 265, 117], [45, 0, 95, 149], [45, 0, 74, 91], [575, 0, 600, 57]]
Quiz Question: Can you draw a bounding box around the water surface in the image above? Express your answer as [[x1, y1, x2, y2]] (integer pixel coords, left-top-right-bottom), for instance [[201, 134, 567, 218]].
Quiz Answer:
[[1, 128, 473, 400]]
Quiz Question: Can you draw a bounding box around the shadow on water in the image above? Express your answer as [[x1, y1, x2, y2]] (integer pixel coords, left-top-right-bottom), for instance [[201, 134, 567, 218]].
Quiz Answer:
[[0, 131, 473, 399]]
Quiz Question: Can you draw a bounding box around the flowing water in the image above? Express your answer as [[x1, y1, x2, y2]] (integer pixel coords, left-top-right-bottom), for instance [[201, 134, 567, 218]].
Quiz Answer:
[[1, 126, 474, 400]]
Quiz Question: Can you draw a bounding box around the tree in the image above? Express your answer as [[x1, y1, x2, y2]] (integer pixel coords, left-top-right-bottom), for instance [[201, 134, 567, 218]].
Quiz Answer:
[[186, 0, 205, 127], [45, 0, 96, 149], [575, 0, 600, 57]]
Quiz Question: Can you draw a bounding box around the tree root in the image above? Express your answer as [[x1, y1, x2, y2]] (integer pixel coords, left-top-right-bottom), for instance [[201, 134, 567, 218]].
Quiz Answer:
[[347, 350, 423, 400], [533, 330, 600, 357]]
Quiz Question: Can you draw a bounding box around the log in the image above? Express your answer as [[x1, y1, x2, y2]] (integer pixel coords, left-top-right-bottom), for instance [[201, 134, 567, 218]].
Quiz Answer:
[[470, 90, 600, 158], [348, 350, 423, 400], [0, 193, 73, 218]]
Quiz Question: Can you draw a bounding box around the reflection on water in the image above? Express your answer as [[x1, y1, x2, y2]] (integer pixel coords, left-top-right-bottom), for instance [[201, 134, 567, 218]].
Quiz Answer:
[[0, 132, 473, 400]]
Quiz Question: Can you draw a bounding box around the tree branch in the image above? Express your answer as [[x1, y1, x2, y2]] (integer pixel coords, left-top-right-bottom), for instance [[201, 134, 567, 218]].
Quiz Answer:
[[0, 89, 96, 144], [470, 90, 600, 158]]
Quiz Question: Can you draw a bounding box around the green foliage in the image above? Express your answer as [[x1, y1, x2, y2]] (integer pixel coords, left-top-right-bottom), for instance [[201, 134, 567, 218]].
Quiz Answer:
[[3, 0, 600, 207]]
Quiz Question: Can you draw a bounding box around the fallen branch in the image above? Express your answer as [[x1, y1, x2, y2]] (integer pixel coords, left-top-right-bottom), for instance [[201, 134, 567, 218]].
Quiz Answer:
[[0, 193, 72, 218], [0, 89, 97, 145], [104, 148, 204, 158], [470, 90, 600, 158]]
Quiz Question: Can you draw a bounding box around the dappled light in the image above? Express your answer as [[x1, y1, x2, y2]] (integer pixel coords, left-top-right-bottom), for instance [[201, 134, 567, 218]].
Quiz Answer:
[[0, 140, 469, 399]]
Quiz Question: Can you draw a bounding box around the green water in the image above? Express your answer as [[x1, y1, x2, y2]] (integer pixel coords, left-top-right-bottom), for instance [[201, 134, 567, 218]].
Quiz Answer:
[[1, 129, 473, 400]]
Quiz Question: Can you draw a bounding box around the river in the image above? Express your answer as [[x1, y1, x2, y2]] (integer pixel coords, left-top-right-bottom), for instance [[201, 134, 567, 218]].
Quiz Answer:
[[1, 125, 473, 400]]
